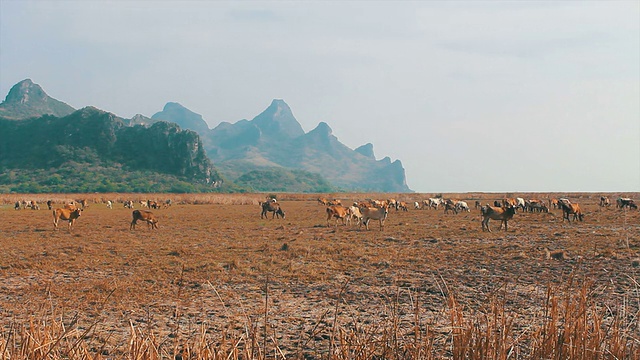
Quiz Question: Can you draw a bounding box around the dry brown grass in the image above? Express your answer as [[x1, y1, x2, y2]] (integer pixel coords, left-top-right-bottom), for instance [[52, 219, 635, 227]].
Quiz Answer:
[[0, 192, 638, 359]]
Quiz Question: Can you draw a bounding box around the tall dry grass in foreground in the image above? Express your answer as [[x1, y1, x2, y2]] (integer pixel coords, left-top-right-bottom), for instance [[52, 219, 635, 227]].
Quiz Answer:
[[1, 280, 637, 359]]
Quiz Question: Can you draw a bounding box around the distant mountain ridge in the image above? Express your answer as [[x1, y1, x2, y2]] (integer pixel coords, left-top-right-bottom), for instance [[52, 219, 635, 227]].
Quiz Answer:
[[180, 100, 411, 192], [0, 79, 412, 192]]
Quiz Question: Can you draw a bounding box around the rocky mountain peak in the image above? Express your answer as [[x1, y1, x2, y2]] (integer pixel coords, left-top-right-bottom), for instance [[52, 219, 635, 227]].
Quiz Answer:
[[152, 102, 210, 135], [4, 79, 46, 104], [355, 143, 375, 159], [0, 79, 75, 120], [251, 99, 305, 139], [309, 122, 333, 136]]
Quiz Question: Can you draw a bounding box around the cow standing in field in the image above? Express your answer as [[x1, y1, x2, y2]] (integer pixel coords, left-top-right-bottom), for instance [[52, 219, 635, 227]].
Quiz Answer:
[[14, 201, 20, 210], [617, 198, 637, 210], [77, 199, 88, 210], [360, 206, 389, 231], [481, 205, 516, 232], [106, 200, 113, 209], [326, 205, 349, 227], [261, 200, 285, 219], [130, 210, 158, 230], [455, 201, 471, 213], [599, 196, 610, 207], [428, 198, 443, 210], [46, 200, 53, 210], [346, 205, 363, 226], [444, 202, 458, 214], [560, 202, 584, 222], [53, 207, 82, 231]]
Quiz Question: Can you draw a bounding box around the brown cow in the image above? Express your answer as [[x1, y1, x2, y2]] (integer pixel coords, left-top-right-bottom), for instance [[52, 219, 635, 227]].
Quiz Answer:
[[261, 200, 285, 219], [326, 205, 349, 227], [360, 206, 389, 231], [53, 207, 82, 231], [130, 210, 158, 230], [560, 202, 584, 222], [481, 205, 516, 232]]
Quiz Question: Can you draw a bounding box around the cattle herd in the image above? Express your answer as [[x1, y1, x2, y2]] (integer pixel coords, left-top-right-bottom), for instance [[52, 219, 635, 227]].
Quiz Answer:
[[12, 198, 171, 232], [9, 195, 638, 233], [314, 195, 637, 233]]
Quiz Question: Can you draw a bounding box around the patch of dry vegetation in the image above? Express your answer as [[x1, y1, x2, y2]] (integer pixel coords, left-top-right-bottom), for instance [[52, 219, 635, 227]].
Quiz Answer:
[[0, 192, 638, 359]]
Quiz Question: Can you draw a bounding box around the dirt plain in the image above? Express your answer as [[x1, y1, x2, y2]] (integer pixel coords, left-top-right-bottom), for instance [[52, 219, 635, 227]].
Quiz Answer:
[[0, 192, 639, 358]]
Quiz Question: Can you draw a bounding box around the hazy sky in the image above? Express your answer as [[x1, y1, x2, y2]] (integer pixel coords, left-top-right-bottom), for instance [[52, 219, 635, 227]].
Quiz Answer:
[[1, 1, 638, 193]]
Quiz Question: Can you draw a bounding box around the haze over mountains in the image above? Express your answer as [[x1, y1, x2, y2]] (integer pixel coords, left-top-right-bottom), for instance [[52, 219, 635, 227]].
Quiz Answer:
[[0, 79, 411, 193]]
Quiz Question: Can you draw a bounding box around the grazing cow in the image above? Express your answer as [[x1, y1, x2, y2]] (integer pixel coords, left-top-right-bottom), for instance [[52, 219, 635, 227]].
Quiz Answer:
[[326, 205, 349, 227], [46, 200, 52, 210], [444, 202, 458, 214], [599, 196, 610, 207], [124, 200, 134, 209], [14, 201, 20, 210], [560, 202, 584, 222], [29, 201, 40, 210], [397, 201, 408, 212], [346, 205, 363, 226], [455, 201, 471, 213], [481, 205, 517, 232], [77, 199, 88, 210], [317, 197, 328, 206], [130, 210, 158, 230], [428, 198, 444, 210], [617, 198, 637, 209], [106, 200, 113, 209], [360, 206, 389, 231], [527, 199, 548, 213], [164, 199, 172, 208], [53, 207, 82, 231], [414, 201, 421, 210], [549, 198, 559, 209], [147, 200, 159, 209], [558, 198, 571, 210], [261, 200, 285, 219]]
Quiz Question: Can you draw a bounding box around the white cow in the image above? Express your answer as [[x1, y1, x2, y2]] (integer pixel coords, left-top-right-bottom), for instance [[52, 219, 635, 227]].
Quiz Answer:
[[428, 198, 444, 210], [106, 200, 113, 209], [346, 206, 363, 226], [455, 201, 471, 212]]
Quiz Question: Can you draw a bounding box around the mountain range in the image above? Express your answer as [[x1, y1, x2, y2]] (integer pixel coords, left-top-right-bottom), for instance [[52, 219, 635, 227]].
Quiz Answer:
[[0, 79, 411, 193]]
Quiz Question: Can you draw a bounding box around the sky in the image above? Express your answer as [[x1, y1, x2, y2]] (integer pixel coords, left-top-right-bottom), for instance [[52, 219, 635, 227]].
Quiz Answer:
[[1, 1, 638, 193]]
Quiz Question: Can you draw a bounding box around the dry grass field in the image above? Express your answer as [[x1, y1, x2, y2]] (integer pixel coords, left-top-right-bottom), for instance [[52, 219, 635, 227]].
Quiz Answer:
[[0, 192, 639, 359]]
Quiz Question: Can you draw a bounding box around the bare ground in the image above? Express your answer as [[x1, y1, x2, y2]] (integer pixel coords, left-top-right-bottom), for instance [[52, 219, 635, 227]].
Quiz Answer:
[[0, 193, 639, 358]]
